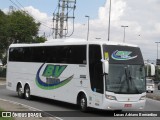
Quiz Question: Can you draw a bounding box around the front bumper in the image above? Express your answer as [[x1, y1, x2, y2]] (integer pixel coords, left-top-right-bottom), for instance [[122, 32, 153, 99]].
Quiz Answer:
[[101, 99, 146, 110]]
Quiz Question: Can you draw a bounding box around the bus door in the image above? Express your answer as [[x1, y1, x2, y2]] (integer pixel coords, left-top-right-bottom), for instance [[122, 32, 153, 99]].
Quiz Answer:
[[89, 45, 104, 108]]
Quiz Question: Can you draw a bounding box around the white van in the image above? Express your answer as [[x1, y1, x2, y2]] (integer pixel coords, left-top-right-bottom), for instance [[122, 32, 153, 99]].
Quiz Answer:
[[146, 79, 155, 93]]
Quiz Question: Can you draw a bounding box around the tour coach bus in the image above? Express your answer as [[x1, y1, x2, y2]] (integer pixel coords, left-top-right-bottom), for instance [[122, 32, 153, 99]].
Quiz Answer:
[[6, 39, 146, 111]]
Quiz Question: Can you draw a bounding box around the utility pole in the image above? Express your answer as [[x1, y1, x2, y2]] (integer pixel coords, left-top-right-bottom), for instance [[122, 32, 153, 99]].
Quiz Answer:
[[9, 6, 16, 13], [55, 13, 59, 39], [155, 42, 160, 60], [53, 0, 76, 39], [155, 42, 160, 81], [108, 0, 112, 41], [85, 15, 90, 41], [60, 0, 65, 38]]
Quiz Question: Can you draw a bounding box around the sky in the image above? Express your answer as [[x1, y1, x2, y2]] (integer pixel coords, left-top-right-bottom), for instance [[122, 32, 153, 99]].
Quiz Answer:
[[0, 0, 160, 62]]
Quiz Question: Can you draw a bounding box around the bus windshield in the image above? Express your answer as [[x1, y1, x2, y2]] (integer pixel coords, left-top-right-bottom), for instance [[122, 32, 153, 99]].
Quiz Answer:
[[103, 45, 146, 94], [106, 64, 146, 94]]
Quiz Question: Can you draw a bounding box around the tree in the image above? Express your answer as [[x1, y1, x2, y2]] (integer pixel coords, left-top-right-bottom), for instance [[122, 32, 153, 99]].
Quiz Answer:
[[0, 10, 8, 64], [0, 10, 46, 65], [8, 11, 46, 43]]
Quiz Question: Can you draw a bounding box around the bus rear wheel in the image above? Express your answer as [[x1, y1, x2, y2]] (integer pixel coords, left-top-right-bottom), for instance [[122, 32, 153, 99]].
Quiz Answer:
[[17, 85, 24, 98], [79, 94, 88, 112], [24, 85, 31, 100]]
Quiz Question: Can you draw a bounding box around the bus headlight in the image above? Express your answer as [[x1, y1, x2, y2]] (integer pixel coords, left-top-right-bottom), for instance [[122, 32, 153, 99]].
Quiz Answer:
[[139, 95, 146, 100], [106, 95, 117, 100]]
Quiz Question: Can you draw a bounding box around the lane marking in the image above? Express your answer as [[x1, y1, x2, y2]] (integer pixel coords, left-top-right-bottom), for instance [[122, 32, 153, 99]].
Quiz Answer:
[[0, 98, 63, 120]]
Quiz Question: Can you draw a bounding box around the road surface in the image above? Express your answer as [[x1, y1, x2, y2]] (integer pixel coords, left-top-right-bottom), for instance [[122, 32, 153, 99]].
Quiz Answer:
[[0, 85, 160, 120]]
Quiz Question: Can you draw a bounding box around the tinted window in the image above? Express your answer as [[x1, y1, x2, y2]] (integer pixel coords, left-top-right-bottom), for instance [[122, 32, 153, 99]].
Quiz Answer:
[[89, 45, 104, 94], [9, 45, 86, 64], [103, 45, 144, 65], [23, 47, 31, 62], [9, 47, 25, 62], [45, 46, 57, 63], [31, 47, 45, 62], [47, 45, 86, 64]]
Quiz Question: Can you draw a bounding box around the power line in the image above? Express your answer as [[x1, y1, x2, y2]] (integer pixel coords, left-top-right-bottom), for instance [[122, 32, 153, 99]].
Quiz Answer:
[[9, 0, 21, 10], [9, 0, 53, 30], [15, 0, 25, 10], [53, 0, 76, 39]]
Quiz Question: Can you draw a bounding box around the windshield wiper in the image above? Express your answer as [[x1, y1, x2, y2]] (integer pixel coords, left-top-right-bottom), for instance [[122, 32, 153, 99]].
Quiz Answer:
[[119, 67, 141, 94], [125, 68, 130, 92], [118, 67, 129, 93], [128, 70, 141, 94]]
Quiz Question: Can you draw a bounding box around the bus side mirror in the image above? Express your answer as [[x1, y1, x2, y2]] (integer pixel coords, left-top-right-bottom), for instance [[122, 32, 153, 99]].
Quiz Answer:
[[101, 59, 109, 74]]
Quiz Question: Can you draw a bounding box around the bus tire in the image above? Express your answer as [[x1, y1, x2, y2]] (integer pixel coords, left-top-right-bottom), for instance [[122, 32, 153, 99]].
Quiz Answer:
[[24, 85, 31, 100], [79, 94, 88, 112], [17, 84, 24, 98]]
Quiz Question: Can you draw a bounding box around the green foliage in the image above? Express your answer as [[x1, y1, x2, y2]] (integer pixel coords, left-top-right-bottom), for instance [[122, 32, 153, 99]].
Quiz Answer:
[[0, 10, 47, 65], [33, 36, 46, 43], [155, 66, 160, 81], [7, 11, 40, 43], [0, 67, 6, 77], [0, 10, 8, 62]]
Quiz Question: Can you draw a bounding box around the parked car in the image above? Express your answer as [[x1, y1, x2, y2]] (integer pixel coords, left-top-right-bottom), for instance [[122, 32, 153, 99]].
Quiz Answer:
[[146, 79, 155, 93]]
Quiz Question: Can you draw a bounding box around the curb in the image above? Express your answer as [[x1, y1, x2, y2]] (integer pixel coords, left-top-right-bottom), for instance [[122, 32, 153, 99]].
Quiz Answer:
[[146, 93, 160, 101], [0, 77, 6, 81]]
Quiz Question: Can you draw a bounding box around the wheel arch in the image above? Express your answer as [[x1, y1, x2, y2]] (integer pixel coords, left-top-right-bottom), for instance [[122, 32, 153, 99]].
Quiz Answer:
[[16, 82, 23, 92], [76, 91, 88, 106], [24, 83, 31, 94]]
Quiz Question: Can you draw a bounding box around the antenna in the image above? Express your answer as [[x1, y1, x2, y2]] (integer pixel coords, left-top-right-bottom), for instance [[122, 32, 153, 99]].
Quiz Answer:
[[53, 0, 76, 39]]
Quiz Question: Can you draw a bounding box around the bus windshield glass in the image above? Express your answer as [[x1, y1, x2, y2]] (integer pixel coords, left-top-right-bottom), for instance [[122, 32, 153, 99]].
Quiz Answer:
[[103, 45, 146, 94]]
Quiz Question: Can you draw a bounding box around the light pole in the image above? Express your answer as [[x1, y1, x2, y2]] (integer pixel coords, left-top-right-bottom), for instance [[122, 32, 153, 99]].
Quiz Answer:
[[121, 25, 128, 42], [155, 42, 160, 80], [108, 0, 112, 41], [155, 42, 160, 60], [85, 15, 90, 41]]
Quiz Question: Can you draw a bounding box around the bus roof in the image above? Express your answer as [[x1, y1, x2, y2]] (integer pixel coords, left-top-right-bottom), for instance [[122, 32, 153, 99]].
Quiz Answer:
[[9, 38, 138, 48]]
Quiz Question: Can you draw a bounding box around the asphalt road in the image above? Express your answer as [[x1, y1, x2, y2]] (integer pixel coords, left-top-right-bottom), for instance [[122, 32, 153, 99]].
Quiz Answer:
[[0, 85, 160, 120]]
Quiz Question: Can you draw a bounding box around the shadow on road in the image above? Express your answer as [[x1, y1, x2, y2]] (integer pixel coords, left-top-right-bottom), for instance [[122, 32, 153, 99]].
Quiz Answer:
[[9, 94, 118, 117]]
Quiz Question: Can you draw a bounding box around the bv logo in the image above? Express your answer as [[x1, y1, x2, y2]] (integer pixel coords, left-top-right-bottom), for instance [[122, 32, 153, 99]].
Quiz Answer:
[[111, 50, 138, 61], [35, 64, 73, 90], [42, 65, 67, 78]]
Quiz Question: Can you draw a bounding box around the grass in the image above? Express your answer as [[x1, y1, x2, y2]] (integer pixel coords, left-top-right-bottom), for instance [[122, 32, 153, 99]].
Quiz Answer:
[[0, 108, 14, 120]]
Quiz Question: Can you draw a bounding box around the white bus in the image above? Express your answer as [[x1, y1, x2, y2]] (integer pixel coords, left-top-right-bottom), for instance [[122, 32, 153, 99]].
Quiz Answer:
[[7, 39, 146, 111]]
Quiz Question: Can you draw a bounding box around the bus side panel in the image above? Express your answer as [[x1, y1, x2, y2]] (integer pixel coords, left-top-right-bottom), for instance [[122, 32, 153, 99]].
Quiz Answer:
[[7, 62, 91, 105], [32, 63, 89, 104], [6, 62, 18, 92]]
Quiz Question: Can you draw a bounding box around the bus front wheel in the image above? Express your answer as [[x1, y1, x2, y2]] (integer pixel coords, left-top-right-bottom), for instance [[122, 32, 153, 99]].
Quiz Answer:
[[24, 85, 31, 100], [79, 94, 88, 112]]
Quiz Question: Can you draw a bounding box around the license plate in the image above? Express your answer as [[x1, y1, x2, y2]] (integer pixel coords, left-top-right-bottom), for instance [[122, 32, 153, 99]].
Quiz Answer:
[[124, 104, 132, 108]]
